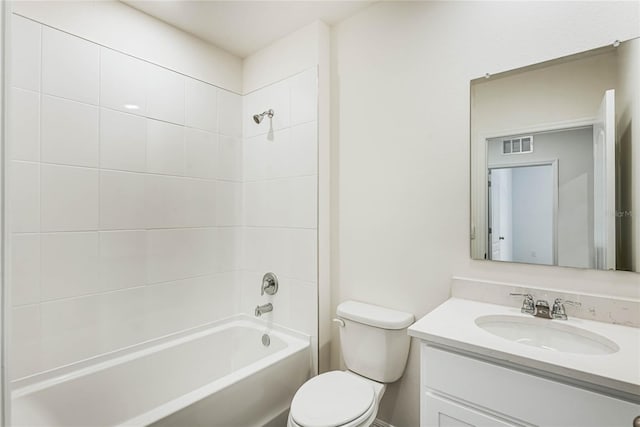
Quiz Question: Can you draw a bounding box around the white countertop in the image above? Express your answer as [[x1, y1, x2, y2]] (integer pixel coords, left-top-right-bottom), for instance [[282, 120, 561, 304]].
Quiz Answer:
[[408, 298, 640, 398]]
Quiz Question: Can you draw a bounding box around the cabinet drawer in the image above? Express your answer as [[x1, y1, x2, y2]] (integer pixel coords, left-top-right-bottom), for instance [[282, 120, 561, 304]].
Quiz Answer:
[[422, 344, 639, 427], [423, 392, 524, 427]]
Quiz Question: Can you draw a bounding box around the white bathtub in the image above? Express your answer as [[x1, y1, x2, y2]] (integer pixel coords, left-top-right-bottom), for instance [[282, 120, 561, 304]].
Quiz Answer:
[[11, 315, 311, 426]]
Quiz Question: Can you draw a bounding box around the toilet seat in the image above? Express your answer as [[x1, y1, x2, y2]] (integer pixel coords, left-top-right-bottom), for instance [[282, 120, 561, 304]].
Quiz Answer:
[[289, 371, 376, 427]]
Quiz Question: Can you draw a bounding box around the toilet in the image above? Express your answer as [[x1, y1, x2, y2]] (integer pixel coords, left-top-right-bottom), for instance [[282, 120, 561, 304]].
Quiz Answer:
[[288, 300, 414, 427]]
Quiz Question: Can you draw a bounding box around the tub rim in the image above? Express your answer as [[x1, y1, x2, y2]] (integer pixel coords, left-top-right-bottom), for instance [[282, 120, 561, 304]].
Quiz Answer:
[[12, 314, 310, 395]]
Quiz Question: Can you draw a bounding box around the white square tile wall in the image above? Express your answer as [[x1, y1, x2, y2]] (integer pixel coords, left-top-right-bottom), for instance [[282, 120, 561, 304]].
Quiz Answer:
[[8, 16, 245, 379], [42, 26, 100, 105], [240, 67, 319, 371], [8, 14, 319, 379], [9, 88, 40, 161]]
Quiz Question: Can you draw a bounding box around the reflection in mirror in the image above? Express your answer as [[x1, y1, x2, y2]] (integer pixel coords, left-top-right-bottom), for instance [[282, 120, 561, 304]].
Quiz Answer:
[[471, 38, 638, 272]]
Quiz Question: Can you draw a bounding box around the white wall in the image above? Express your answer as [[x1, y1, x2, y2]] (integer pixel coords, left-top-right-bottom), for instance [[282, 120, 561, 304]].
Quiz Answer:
[[8, 8, 243, 380], [241, 21, 330, 374], [331, 2, 640, 426]]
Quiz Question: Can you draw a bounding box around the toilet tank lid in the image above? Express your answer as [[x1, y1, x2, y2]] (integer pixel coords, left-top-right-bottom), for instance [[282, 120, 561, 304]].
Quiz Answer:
[[337, 301, 414, 330]]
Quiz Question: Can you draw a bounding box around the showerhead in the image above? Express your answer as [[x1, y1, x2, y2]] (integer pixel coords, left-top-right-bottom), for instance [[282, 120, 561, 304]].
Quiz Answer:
[[253, 109, 274, 124]]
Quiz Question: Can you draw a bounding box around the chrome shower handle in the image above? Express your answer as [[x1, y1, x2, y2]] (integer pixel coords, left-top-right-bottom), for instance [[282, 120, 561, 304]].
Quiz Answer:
[[261, 272, 278, 296]]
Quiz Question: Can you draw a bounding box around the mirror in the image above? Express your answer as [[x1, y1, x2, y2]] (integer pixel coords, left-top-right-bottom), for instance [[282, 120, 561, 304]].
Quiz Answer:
[[471, 38, 638, 272]]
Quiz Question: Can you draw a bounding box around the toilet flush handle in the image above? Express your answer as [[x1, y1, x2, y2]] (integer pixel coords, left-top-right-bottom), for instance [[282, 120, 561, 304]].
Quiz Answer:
[[332, 318, 345, 327]]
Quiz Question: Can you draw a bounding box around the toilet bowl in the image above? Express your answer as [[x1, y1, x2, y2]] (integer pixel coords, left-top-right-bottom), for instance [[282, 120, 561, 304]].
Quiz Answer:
[[287, 371, 385, 427], [288, 301, 414, 427]]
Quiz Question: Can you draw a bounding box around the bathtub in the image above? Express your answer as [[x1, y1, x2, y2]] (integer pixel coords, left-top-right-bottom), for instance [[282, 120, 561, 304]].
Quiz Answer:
[[11, 315, 311, 426]]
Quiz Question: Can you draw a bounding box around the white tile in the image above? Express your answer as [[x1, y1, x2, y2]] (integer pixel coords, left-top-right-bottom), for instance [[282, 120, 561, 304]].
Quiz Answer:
[[244, 176, 317, 228], [147, 119, 185, 176], [212, 271, 240, 315], [244, 122, 316, 181], [218, 90, 242, 138], [185, 179, 216, 227], [41, 232, 100, 300], [41, 164, 99, 232], [100, 48, 148, 115], [41, 95, 99, 167], [214, 227, 241, 272], [290, 68, 318, 126], [11, 234, 40, 306], [216, 181, 242, 226], [98, 287, 148, 350], [39, 287, 147, 364], [9, 88, 40, 161], [40, 293, 103, 368], [217, 135, 242, 181], [10, 161, 40, 233], [147, 228, 215, 284], [243, 228, 316, 282], [185, 128, 216, 179], [289, 121, 318, 176], [243, 129, 288, 181], [290, 280, 318, 336], [12, 305, 41, 343], [146, 65, 184, 125], [185, 78, 218, 132], [42, 27, 99, 105], [243, 79, 290, 138], [146, 275, 223, 336], [100, 231, 147, 291], [100, 170, 147, 230], [144, 175, 188, 228], [11, 15, 41, 92], [11, 305, 42, 379], [100, 108, 147, 172]]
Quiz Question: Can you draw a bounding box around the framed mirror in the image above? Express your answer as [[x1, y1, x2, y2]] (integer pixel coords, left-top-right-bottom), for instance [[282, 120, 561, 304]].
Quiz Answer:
[[470, 38, 638, 272]]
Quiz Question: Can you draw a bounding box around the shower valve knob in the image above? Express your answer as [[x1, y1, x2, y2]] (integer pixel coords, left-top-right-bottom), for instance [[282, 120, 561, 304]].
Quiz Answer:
[[261, 272, 278, 296]]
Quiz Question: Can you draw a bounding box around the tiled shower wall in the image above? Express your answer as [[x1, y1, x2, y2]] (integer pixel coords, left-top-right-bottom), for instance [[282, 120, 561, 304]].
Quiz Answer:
[[9, 15, 243, 379], [240, 68, 319, 370]]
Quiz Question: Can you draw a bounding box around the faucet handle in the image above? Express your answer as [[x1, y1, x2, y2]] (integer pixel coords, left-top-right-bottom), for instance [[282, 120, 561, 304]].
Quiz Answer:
[[510, 293, 535, 315], [554, 298, 581, 307], [551, 298, 581, 320], [261, 272, 278, 296]]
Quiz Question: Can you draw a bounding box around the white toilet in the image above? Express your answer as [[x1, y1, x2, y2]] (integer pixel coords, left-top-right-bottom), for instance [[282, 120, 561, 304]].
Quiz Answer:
[[288, 300, 414, 427]]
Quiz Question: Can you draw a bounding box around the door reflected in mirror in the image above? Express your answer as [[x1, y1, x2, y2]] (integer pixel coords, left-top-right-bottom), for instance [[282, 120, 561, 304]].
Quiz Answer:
[[470, 38, 638, 272]]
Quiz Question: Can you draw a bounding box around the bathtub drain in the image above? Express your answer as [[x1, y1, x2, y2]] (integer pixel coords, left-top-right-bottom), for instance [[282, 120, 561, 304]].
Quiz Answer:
[[262, 333, 271, 347]]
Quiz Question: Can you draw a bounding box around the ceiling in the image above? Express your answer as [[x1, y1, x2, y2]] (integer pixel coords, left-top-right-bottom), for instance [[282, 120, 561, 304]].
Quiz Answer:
[[122, 1, 375, 58]]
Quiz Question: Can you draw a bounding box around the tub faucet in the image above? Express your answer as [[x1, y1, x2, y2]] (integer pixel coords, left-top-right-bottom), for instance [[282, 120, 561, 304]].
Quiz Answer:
[[255, 303, 273, 317]]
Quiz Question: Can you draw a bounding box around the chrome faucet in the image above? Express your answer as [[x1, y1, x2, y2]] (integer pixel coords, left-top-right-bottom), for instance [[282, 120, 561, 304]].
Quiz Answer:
[[534, 299, 552, 319], [255, 303, 273, 317], [511, 293, 581, 320]]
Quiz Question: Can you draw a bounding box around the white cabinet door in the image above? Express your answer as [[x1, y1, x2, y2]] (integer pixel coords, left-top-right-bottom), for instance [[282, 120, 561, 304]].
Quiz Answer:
[[423, 392, 526, 427]]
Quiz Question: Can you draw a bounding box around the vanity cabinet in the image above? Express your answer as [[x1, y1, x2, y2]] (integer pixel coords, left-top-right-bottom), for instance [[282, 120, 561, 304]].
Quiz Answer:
[[420, 344, 639, 427]]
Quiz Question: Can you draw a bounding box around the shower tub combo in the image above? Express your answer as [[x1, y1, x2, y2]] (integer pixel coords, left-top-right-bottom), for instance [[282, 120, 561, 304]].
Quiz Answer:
[[11, 316, 311, 426]]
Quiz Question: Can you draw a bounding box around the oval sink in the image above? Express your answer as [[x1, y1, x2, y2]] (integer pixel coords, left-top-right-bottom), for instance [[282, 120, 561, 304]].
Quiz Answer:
[[475, 315, 619, 355]]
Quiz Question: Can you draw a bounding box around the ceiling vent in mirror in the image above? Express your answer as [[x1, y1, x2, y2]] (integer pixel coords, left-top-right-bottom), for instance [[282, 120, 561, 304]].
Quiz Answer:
[[502, 136, 533, 155]]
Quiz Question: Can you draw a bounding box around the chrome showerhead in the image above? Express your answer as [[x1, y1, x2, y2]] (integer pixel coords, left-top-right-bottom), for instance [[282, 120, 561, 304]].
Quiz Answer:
[[253, 109, 274, 124]]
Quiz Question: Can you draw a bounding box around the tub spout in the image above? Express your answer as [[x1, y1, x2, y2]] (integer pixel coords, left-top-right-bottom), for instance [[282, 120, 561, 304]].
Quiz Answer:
[[255, 303, 273, 317]]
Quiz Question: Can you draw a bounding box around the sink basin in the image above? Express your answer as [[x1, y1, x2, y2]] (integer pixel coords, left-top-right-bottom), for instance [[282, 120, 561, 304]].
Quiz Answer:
[[475, 315, 619, 355]]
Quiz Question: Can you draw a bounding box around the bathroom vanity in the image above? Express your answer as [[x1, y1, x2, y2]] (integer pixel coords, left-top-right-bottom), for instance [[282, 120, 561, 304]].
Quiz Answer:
[[409, 297, 640, 427]]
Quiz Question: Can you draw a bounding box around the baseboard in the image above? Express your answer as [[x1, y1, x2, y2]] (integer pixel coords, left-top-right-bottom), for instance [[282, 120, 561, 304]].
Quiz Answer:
[[372, 419, 395, 427]]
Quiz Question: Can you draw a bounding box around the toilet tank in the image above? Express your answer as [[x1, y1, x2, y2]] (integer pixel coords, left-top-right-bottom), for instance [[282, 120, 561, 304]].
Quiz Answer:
[[336, 301, 414, 383]]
